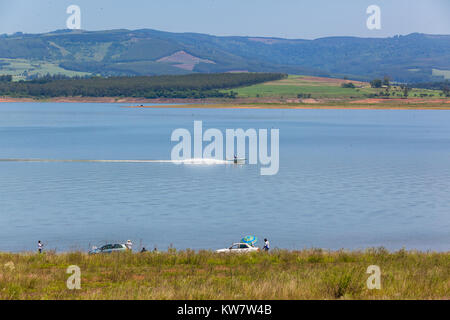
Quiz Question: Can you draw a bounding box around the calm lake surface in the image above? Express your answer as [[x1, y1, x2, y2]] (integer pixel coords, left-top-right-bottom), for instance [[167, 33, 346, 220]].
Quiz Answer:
[[0, 103, 449, 252]]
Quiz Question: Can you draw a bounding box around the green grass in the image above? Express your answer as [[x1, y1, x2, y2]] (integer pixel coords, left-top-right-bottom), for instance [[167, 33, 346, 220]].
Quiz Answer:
[[222, 75, 368, 98], [0, 249, 448, 300], [223, 75, 444, 99], [231, 84, 370, 98], [432, 69, 450, 80], [0, 58, 91, 81]]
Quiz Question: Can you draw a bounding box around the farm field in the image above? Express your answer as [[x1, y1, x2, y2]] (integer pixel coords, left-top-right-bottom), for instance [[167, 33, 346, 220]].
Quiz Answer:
[[432, 68, 450, 79], [223, 75, 444, 99], [0, 58, 90, 80]]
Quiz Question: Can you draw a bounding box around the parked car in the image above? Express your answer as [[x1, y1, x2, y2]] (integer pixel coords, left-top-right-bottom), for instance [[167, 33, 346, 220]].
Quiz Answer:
[[216, 243, 260, 253], [89, 243, 128, 254]]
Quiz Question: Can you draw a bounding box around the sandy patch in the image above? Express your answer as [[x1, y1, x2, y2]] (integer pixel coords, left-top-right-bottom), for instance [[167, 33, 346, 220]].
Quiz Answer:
[[349, 98, 449, 104], [157, 51, 215, 71], [124, 104, 450, 110], [0, 97, 34, 102], [301, 98, 318, 103]]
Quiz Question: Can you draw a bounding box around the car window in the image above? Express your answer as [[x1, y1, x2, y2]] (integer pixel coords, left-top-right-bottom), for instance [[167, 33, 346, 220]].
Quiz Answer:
[[230, 244, 239, 249], [113, 244, 123, 249], [239, 244, 249, 249], [101, 244, 113, 250]]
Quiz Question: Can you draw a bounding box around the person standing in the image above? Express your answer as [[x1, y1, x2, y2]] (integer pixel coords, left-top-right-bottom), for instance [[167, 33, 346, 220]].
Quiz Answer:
[[37, 240, 43, 254], [126, 240, 133, 251], [263, 238, 270, 251]]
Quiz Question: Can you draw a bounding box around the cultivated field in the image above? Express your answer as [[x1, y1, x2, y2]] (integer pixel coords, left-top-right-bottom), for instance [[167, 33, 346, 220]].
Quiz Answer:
[[223, 75, 444, 99], [0, 58, 90, 81]]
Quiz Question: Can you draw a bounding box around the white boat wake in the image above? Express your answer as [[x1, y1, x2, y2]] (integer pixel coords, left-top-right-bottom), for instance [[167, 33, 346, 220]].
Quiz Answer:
[[0, 158, 238, 165]]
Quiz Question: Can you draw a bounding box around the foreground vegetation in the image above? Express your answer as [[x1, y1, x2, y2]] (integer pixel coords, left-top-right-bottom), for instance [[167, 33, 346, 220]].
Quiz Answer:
[[0, 249, 448, 300]]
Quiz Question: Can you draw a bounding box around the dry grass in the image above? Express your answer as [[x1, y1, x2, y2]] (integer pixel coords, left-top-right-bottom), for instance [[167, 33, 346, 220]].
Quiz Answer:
[[0, 248, 448, 300]]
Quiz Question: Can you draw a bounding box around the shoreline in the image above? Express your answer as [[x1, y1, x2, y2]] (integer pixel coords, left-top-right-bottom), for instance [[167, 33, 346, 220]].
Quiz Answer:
[[0, 96, 206, 104], [1, 248, 449, 254], [126, 104, 450, 110], [1, 96, 450, 110]]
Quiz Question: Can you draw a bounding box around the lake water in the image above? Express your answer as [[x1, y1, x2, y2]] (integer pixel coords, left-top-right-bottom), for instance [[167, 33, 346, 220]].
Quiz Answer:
[[0, 103, 449, 252]]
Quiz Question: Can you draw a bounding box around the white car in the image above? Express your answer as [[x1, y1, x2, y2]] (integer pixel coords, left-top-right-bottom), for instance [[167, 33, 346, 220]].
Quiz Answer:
[[88, 243, 128, 254], [216, 243, 260, 253]]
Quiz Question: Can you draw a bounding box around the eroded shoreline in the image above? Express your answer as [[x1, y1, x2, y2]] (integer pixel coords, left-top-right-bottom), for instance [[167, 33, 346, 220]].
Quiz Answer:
[[1, 96, 449, 110]]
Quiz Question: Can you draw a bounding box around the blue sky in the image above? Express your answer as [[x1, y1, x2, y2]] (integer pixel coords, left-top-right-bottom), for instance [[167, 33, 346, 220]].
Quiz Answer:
[[1, 0, 449, 39]]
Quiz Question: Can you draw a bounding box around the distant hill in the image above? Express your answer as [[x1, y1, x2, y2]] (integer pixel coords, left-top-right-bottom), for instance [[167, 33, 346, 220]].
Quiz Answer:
[[0, 29, 449, 83]]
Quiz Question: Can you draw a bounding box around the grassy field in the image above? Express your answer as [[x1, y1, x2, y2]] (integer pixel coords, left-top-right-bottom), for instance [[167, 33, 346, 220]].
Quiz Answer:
[[0, 71, 444, 101], [0, 58, 90, 81], [432, 68, 450, 80], [223, 75, 444, 99], [0, 249, 448, 300], [223, 75, 369, 98]]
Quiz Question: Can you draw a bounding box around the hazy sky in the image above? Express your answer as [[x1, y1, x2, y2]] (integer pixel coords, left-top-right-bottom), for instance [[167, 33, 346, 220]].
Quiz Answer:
[[1, 0, 449, 39]]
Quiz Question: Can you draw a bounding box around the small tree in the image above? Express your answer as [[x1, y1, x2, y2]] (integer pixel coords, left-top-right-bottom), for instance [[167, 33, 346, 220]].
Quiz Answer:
[[403, 86, 411, 98], [383, 76, 391, 88], [443, 86, 450, 97], [0, 75, 13, 82], [341, 82, 355, 88], [370, 79, 382, 88]]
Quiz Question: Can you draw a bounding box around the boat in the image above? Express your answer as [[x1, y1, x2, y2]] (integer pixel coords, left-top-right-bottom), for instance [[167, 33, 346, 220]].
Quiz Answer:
[[226, 158, 246, 164]]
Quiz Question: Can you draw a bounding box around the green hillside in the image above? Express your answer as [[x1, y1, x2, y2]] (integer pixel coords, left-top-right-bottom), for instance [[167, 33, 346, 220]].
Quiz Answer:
[[0, 29, 449, 82]]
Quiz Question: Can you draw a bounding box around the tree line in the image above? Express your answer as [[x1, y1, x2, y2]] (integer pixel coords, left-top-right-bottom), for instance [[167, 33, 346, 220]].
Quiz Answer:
[[0, 73, 287, 98], [413, 81, 450, 96], [0, 75, 12, 82], [369, 77, 450, 97]]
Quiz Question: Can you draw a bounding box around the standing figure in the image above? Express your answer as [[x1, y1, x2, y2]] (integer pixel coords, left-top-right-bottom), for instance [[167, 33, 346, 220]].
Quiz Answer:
[[37, 240, 43, 254], [263, 238, 270, 252], [126, 240, 133, 251]]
